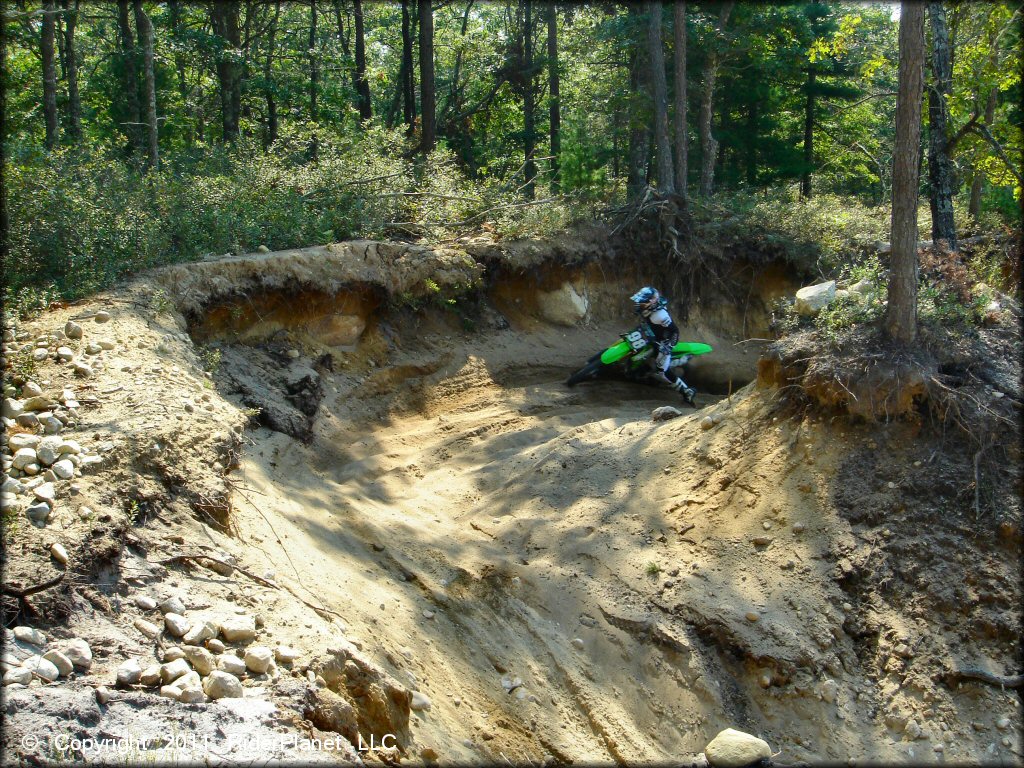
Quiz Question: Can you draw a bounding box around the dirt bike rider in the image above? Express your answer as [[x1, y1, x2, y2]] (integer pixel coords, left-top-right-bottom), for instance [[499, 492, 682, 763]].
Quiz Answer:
[[630, 287, 697, 405]]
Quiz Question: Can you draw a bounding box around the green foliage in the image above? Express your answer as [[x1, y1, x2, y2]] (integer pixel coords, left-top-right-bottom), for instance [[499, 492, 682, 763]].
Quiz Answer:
[[645, 561, 662, 576], [199, 347, 222, 374]]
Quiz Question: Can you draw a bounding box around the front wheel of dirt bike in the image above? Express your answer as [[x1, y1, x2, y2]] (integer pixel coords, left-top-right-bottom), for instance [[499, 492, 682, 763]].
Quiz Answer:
[[566, 360, 603, 387]]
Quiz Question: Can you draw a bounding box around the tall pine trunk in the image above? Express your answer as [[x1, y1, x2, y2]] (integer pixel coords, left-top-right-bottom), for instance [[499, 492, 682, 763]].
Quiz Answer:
[[264, 2, 281, 148], [61, 0, 81, 140], [886, 1, 925, 345], [353, 0, 372, 121], [801, 67, 816, 199], [402, 0, 416, 134], [117, 0, 142, 152], [168, 0, 191, 146], [134, 0, 158, 170], [698, 1, 732, 197], [418, 0, 436, 152], [927, 1, 957, 250], [626, 5, 651, 200], [309, 0, 318, 121], [546, 2, 560, 192], [522, 0, 536, 198], [41, 0, 59, 148], [647, 0, 674, 193], [672, 0, 687, 195], [211, 2, 241, 143], [969, 87, 998, 220]]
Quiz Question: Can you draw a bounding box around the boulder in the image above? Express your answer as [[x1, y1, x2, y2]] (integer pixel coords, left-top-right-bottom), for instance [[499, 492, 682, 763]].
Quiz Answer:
[[160, 658, 191, 684], [42, 650, 74, 678], [244, 646, 273, 674], [794, 281, 837, 317], [309, 315, 366, 347], [23, 655, 61, 682], [704, 728, 772, 768], [537, 282, 588, 326], [218, 654, 247, 677], [164, 613, 191, 638], [64, 639, 92, 671], [203, 670, 243, 700], [116, 659, 143, 687], [183, 621, 217, 646], [4, 667, 32, 686], [182, 646, 215, 676], [220, 614, 256, 643], [13, 626, 46, 647]]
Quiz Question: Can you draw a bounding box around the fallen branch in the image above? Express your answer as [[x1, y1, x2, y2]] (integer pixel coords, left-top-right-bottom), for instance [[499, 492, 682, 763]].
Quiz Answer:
[[946, 668, 1024, 689], [1, 572, 65, 598]]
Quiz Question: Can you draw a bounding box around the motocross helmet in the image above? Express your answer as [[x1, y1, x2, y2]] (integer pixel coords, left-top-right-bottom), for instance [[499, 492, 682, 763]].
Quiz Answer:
[[631, 287, 662, 315]]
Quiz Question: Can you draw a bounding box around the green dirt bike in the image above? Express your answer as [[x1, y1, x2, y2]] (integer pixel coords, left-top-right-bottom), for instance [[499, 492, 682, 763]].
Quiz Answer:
[[565, 327, 713, 391]]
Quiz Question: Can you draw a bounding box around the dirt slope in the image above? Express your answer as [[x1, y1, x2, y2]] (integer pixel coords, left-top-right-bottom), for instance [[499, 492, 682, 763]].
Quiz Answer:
[[2, 241, 1020, 765]]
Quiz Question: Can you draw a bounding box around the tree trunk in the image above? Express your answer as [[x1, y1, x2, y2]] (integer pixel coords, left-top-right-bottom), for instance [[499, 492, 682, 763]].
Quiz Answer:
[[168, 0, 191, 145], [116, 0, 142, 152], [309, 0, 318, 121], [672, 0, 687, 194], [801, 67, 816, 199], [745, 97, 758, 186], [522, 0, 536, 198], [927, 1, 957, 250], [211, 2, 241, 143], [61, 0, 81, 140], [968, 87, 998, 219], [626, 6, 651, 200], [647, 0, 674, 193], [133, 0, 158, 170], [698, 1, 732, 197], [546, 1, 560, 192], [353, 0, 372, 121], [264, 1, 281, 148], [886, 1, 925, 345], [402, 0, 416, 134], [418, 0, 436, 152], [41, 0, 60, 148]]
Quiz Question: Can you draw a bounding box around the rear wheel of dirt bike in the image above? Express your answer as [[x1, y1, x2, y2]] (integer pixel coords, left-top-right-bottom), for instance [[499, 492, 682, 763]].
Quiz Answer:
[[566, 360, 603, 387]]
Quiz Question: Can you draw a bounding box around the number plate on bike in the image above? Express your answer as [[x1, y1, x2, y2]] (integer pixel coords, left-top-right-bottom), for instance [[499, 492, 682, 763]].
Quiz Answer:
[[625, 331, 647, 351]]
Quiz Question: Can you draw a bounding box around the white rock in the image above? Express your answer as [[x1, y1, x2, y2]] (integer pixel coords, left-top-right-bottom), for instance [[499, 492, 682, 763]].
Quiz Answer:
[[4, 667, 32, 686], [33, 482, 56, 503], [219, 614, 256, 643], [163, 647, 186, 662], [795, 281, 837, 316], [160, 658, 191, 684], [206, 639, 226, 654], [818, 679, 839, 704], [134, 595, 157, 611], [57, 439, 82, 455], [116, 659, 143, 686], [203, 670, 243, 699], [244, 646, 273, 674], [42, 650, 74, 678], [140, 665, 162, 687], [52, 459, 74, 480], [1, 398, 25, 419], [21, 381, 43, 398], [160, 685, 183, 701], [13, 626, 46, 647], [906, 719, 923, 740], [178, 685, 207, 704], [571, 638, 585, 650], [95, 686, 112, 704], [98, 339, 115, 350], [50, 543, 69, 565], [411, 691, 433, 711], [177, 671, 202, 690], [64, 321, 83, 339], [64, 639, 92, 671], [183, 621, 217, 646], [537, 282, 589, 326], [71, 360, 93, 378], [9, 434, 40, 451], [159, 596, 187, 615], [849, 278, 875, 297], [36, 437, 62, 466], [164, 613, 191, 637], [274, 646, 301, 664], [704, 728, 772, 768], [25, 502, 52, 525], [56, 346, 74, 361], [12, 449, 37, 470], [217, 654, 246, 676], [94, 311, 111, 323], [183, 646, 215, 676], [134, 618, 161, 638]]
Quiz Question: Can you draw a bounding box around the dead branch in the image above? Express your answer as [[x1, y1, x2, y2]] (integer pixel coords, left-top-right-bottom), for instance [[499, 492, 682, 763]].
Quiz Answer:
[[946, 668, 1024, 689]]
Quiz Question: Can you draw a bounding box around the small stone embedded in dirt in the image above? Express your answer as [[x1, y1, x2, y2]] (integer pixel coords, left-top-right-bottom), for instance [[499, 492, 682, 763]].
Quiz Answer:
[[652, 405, 683, 422], [94, 311, 111, 323], [244, 646, 273, 674], [274, 646, 300, 664], [996, 716, 1011, 730], [64, 321, 83, 339], [203, 670, 244, 699], [98, 339, 115, 350], [220, 614, 257, 643], [818, 679, 839, 703], [71, 360, 93, 377], [700, 416, 714, 430], [164, 613, 191, 637], [116, 659, 143, 686], [56, 346, 74, 361], [49, 542, 69, 565], [64, 639, 92, 671], [704, 728, 772, 768], [14, 626, 47, 647], [135, 594, 158, 611], [744, 612, 759, 622], [134, 618, 161, 638], [571, 638, 585, 649], [411, 691, 432, 711], [21, 381, 43, 398], [792, 522, 806, 533], [158, 596, 187, 615], [905, 719, 923, 740], [26, 502, 52, 526]]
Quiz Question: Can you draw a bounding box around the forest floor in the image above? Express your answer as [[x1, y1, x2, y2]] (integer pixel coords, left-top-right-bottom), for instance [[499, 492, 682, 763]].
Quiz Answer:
[[1, 238, 1021, 766]]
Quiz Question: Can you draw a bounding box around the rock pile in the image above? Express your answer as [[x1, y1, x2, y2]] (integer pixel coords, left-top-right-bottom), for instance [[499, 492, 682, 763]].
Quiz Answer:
[[2, 627, 92, 687]]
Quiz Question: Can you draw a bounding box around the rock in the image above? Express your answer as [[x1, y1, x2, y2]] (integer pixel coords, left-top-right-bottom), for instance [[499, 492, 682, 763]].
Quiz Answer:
[[32, 482, 55, 503], [178, 685, 207, 704], [183, 646, 216, 676], [218, 654, 247, 677], [792, 522, 805, 534], [85, 343, 102, 355], [94, 311, 111, 323], [51, 459, 74, 480], [57, 439, 82, 455], [700, 416, 714, 430], [537, 281, 588, 326], [42, 416, 63, 434], [25, 502, 52, 525], [9, 434, 40, 451], [220, 614, 256, 643], [411, 691, 432, 711], [42, 650, 73, 678], [744, 612, 759, 623], [4, 667, 33, 686], [177, 671, 202, 690], [15, 412, 40, 429], [183, 621, 217, 646], [905, 719, 923, 740], [134, 618, 161, 638], [704, 728, 772, 768], [21, 381, 43, 398], [652, 405, 684, 422], [203, 670, 244, 699], [996, 716, 1011, 731], [116, 659, 143, 686], [849, 278, 875, 297], [12, 449, 37, 470], [206, 639, 226, 654], [160, 658, 191, 684], [164, 613, 191, 637], [32, 348, 48, 361], [163, 647, 186, 662], [795, 281, 837, 316], [98, 339, 115, 350], [160, 685, 183, 701], [2, 398, 25, 419], [571, 638, 585, 650], [274, 646, 301, 664], [22, 395, 57, 412], [158, 596, 187, 615], [13, 626, 46, 647], [95, 686, 112, 704], [134, 595, 157, 611], [64, 639, 92, 671], [50, 543, 69, 565], [56, 346, 74, 361], [71, 360, 93, 378], [818, 679, 839, 704], [244, 646, 273, 674], [65, 321, 83, 339], [140, 665, 162, 687]]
